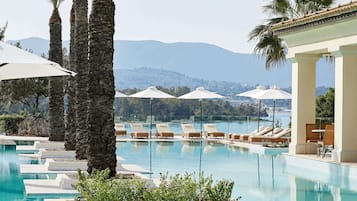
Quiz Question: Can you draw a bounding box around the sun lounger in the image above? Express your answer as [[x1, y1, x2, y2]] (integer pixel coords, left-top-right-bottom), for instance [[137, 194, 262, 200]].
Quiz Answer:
[[239, 127, 273, 141], [204, 124, 225, 138], [248, 128, 291, 143], [115, 123, 127, 136], [181, 124, 201, 138], [130, 123, 149, 139], [263, 127, 284, 136], [156, 123, 174, 138], [228, 127, 266, 141]]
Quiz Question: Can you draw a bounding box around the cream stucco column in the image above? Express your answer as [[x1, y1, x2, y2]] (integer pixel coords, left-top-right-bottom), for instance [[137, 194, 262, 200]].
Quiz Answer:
[[289, 54, 319, 154], [331, 46, 357, 162]]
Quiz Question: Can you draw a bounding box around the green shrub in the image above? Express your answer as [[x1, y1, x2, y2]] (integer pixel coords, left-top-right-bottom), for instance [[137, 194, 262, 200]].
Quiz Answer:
[[0, 114, 25, 135], [75, 170, 237, 201]]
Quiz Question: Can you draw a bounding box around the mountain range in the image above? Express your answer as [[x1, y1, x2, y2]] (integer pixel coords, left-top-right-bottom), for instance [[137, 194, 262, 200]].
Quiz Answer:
[[7, 37, 334, 92]]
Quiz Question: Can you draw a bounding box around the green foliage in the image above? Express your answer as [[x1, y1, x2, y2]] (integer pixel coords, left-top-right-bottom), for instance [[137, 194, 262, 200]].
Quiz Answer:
[[0, 78, 49, 117], [0, 114, 25, 134], [316, 88, 334, 119], [116, 87, 267, 122], [76, 170, 236, 201], [76, 169, 148, 201]]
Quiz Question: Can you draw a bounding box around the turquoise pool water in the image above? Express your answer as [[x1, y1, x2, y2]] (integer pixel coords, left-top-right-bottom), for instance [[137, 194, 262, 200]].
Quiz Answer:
[[2, 139, 357, 200], [116, 141, 357, 201], [0, 145, 75, 201]]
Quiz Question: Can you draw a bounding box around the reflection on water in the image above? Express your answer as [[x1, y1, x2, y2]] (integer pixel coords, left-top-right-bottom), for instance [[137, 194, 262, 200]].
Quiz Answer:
[[116, 141, 357, 201], [0, 145, 27, 200], [130, 141, 149, 152], [155, 141, 174, 152], [203, 142, 224, 154], [181, 141, 201, 153]]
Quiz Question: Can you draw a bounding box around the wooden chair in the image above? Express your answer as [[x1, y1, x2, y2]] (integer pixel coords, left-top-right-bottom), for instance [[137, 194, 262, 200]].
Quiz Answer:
[[306, 123, 319, 143], [318, 124, 334, 157]]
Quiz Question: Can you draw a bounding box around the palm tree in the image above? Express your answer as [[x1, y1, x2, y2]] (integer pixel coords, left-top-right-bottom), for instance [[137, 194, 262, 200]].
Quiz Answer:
[[74, 0, 90, 160], [48, 0, 65, 141], [0, 22, 7, 41], [249, 0, 334, 69], [87, 0, 116, 176], [65, 1, 77, 150]]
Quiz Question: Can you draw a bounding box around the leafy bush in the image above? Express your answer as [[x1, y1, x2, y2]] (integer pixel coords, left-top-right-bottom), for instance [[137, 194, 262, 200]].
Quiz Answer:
[[75, 170, 237, 201], [0, 114, 25, 135]]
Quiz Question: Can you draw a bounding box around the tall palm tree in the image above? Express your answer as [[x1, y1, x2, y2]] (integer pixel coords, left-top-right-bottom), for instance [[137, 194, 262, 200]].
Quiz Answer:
[[48, 0, 65, 141], [249, 0, 334, 69], [65, 1, 77, 150], [74, 0, 90, 160], [87, 0, 116, 176]]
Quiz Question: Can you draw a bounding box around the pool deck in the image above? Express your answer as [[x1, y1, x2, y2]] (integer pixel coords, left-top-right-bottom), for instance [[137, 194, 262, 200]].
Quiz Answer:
[[0, 139, 16, 145], [24, 178, 79, 196]]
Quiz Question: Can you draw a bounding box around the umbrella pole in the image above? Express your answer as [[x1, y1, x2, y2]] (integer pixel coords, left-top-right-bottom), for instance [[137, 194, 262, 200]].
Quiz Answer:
[[257, 100, 261, 131], [199, 99, 203, 174], [257, 154, 261, 186], [272, 100, 276, 131], [272, 155, 275, 189], [150, 98, 153, 176]]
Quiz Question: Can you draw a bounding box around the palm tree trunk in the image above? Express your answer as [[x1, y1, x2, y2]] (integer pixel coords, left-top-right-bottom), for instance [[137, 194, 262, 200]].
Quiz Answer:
[[65, 2, 77, 150], [87, 0, 116, 176], [74, 0, 90, 160], [48, 7, 65, 141]]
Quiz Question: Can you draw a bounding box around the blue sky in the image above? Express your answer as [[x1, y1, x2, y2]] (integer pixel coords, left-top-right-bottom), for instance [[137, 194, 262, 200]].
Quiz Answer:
[[0, 0, 347, 53]]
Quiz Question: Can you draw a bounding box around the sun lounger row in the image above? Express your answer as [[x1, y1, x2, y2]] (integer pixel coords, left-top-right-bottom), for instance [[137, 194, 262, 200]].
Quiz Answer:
[[114, 123, 226, 139], [115, 123, 290, 143], [228, 126, 291, 143]]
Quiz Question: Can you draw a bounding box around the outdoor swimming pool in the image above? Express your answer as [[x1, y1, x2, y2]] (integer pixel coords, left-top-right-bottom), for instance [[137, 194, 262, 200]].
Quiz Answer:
[[116, 141, 357, 201], [0, 112, 355, 201]]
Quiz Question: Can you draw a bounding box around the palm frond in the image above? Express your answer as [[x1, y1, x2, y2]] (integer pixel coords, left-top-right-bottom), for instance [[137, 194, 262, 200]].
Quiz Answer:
[[263, 0, 291, 16], [248, 25, 269, 41], [0, 22, 8, 41], [253, 32, 287, 69], [48, 0, 64, 9]]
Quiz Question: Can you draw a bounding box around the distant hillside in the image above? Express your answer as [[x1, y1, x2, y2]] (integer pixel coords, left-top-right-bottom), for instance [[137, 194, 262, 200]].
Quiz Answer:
[[114, 67, 250, 96], [8, 37, 334, 87]]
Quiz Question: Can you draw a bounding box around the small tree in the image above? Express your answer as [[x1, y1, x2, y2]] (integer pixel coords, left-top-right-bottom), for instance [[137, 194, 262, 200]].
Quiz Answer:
[[316, 88, 334, 120]]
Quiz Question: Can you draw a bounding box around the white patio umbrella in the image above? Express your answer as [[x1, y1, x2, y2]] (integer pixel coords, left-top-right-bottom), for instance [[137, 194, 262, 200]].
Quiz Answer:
[[130, 86, 175, 139], [129, 86, 175, 174], [115, 91, 128, 98], [251, 86, 291, 131], [237, 85, 266, 130], [178, 87, 224, 173], [178, 87, 225, 135], [0, 41, 76, 80]]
